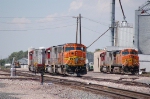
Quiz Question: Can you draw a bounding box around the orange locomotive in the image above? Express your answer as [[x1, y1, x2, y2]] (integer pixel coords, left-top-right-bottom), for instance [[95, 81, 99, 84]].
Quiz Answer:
[[45, 43, 87, 76], [100, 48, 139, 74]]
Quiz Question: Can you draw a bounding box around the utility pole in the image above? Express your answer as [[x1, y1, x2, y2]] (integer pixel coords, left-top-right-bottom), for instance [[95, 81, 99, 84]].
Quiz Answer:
[[79, 14, 82, 44], [73, 16, 79, 43], [73, 14, 82, 44], [76, 17, 79, 43], [110, 0, 115, 46]]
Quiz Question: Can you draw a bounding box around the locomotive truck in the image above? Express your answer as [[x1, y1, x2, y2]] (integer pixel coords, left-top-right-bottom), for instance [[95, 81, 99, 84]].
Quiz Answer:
[[28, 43, 87, 76], [99, 48, 139, 74]]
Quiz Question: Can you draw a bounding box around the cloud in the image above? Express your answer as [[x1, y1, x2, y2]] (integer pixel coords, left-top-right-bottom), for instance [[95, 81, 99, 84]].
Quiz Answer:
[[12, 18, 31, 24], [37, 13, 58, 23], [68, 0, 110, 19], [96, 0, 110, 14], [11, 18, 31, 29], [69, 1, 83, 11]]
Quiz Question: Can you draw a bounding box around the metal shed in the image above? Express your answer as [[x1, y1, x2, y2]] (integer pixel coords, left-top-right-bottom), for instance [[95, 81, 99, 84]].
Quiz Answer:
[[18, 58, 28, 68]]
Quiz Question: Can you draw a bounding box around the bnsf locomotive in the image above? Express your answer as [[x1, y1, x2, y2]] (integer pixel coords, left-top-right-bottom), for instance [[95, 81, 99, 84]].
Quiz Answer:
[[99, 48, 139, 74], [28, 43, 87, 76]]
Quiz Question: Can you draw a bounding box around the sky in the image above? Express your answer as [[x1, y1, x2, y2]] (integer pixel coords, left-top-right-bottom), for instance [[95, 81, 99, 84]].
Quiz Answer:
[[0, 0, 147, 58]]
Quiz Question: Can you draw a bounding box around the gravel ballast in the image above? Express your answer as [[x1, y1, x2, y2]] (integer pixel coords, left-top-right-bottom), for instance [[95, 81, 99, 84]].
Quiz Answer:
[[0, 78, 111, 99]]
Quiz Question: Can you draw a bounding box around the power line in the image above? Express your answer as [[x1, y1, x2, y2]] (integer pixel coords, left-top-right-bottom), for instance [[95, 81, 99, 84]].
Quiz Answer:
[[0, 16, 73, 19], [30, 24, 76, 30], [0, 30, 27, 31], [0, 17, 73, 24], [0, 24, 76, 31], [82, 17, 109, 26], [82, 26, 102, 34], [87, 28, 110, 48]]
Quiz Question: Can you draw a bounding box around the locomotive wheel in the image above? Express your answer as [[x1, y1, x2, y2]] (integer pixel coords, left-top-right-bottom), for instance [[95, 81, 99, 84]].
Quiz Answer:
[[100, 67, 103, 72], [120, 68, 125, 74], [28, 67, 31, 71], [131, 71, 136, 75], [45, 67, 48, 73], [77, 73, 81, 77], [63, 68, 67, 75], [106, 66, 109, 73], [110, 67, 114, 74]]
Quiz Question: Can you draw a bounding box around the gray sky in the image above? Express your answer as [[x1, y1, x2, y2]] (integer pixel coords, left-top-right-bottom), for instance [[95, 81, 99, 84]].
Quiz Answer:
[[0, 0, 146, 58]]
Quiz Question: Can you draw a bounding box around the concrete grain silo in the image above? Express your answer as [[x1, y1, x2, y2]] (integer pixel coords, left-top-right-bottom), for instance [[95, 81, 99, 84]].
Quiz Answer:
[[114, 22, 134, 47]]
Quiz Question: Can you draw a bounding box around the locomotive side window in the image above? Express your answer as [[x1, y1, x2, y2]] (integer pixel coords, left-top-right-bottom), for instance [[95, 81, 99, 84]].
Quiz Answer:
[[122, 51, 129, 55], [65, 47, 74, 51]]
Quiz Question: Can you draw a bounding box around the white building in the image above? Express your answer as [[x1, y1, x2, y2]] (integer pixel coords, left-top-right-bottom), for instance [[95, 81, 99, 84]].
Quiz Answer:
[[93, 50, 105, 72], [139, 54, 150, 72]]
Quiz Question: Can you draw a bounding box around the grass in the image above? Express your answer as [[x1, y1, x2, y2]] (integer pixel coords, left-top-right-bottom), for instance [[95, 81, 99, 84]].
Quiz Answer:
[[0, 66, 10, 70]]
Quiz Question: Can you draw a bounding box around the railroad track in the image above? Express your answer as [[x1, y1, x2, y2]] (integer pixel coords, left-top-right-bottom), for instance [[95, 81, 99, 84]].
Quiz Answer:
[[1, 69, 150, 99], [79, 76, 150, 88]]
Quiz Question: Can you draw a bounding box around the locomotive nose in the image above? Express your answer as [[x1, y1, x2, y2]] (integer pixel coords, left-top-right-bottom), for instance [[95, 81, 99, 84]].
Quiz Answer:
[[128, 55, 136, 66], [129, 55, 134, 58]]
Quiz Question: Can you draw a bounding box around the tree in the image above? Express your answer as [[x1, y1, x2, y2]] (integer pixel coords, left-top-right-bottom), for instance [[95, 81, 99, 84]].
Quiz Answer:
[[95, 49, 101, 52], [0, 59, 6, 66], [8, 50, 28, 62]]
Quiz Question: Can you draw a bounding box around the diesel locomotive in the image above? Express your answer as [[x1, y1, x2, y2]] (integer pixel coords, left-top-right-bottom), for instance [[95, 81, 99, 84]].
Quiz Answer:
[[28, 43, 87, 76], [99, 48, 139, 74]]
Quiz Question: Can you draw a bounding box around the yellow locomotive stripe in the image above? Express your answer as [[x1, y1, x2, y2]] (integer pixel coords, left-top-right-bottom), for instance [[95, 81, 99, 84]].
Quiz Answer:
[[64, 56, 85, 66], [65, 56, 85, 60]]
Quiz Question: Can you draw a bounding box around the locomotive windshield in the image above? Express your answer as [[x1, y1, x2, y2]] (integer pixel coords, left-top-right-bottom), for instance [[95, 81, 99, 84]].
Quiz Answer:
[[130, 50, 138, 55], [76, 47, 85, 51], [65, 47, 74, 51], [122, 51, 129, 55]]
